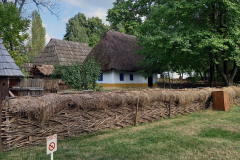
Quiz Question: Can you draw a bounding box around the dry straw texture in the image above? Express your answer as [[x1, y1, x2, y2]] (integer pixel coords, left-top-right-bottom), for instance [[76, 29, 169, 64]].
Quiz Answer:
[[33, 39, 91, 65], [87, 31, 143, 72], [4, 86, 240, 122], [2, 86, 240, 151]]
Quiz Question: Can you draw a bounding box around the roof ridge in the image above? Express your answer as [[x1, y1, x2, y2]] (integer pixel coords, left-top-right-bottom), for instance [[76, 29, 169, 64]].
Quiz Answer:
[[64, 40, 74, 56], [52, 39, 60, 64]]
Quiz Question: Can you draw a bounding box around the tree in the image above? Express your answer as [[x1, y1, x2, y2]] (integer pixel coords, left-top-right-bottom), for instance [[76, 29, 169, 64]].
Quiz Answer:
[[28, 10, 45, 62], [87, 17, 108, 47], [137, 0, 240, 86], [64, 13, 108, 48], [107, 0, 156, 35], [0, 2, 30, 49]]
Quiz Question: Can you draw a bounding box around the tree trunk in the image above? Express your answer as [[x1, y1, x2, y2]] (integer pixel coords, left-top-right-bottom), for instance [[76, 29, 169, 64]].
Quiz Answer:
[[216, 61, 238, 86], [204, 70, 207, 83], [209, 64, 215, 87], [9, 41, 14, 51]]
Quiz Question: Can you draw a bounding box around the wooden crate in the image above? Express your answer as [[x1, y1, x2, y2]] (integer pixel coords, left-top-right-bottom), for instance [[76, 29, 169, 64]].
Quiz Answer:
[[212, 91, 230, 111]]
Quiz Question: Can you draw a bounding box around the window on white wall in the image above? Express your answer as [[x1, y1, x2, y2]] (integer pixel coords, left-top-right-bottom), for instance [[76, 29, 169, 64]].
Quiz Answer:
[[98, 73, 103, 81], [120, 74, 124, 81], [130, 74, 133, 81]]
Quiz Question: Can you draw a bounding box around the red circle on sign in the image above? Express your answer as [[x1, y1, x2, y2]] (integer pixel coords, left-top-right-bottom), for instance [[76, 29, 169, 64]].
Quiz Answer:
[[49, 142, 55, 151]]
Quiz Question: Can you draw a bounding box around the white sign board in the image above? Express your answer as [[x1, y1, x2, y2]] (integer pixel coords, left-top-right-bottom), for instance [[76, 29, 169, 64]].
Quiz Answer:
[[47, 134, 57, 155]]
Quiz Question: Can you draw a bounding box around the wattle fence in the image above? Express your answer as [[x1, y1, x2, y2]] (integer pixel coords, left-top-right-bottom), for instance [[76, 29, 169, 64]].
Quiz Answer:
[[1, 87, 240, 151]]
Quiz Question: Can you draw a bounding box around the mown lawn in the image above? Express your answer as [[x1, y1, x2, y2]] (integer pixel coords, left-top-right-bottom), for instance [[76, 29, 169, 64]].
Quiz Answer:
[[1, 106, 240, 160]]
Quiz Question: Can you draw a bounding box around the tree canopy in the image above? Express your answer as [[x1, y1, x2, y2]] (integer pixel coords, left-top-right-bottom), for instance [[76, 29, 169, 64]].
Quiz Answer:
[[137, 0, 240, 86], [0, 2, 30, 66], [0, 2, 30, 50], [64, 13, 108, 48], [28, 10, 45, 62], [107, 0, 156, 35]]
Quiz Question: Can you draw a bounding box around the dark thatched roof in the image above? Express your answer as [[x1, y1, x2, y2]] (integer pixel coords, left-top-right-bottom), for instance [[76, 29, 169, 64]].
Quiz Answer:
[[0, 39, 24, 77], [33, 39, 92, 65], [30, 65, 54, 76], [87, 31, 143, 72]]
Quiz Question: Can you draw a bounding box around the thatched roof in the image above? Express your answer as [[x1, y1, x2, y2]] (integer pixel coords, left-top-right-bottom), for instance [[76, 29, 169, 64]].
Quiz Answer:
[[0, 39, 24, 77], [87, 31, 143, 72], [30, 65, 54, 76], [33, 39, 91, 65]]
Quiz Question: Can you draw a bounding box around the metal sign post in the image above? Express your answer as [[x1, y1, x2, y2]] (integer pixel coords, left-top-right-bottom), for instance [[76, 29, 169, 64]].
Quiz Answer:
[[46, 134, 57, 160]]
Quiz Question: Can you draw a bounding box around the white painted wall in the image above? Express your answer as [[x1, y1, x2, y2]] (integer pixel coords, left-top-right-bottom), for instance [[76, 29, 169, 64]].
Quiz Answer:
[[98, 70, 158, 84], [159, 72, 190, 79]]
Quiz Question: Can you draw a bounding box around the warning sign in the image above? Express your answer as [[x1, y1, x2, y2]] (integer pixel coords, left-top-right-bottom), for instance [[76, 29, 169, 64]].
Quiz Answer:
[[47, 134, 57, 155]]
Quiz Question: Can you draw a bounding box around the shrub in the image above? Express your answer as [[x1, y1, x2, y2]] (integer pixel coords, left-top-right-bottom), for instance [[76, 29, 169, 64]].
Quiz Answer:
[[51, 59, 101, 90]]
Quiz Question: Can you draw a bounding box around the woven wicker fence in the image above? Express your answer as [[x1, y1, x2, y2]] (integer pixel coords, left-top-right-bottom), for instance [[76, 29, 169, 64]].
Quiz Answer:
[[1, 87, 240, 151]]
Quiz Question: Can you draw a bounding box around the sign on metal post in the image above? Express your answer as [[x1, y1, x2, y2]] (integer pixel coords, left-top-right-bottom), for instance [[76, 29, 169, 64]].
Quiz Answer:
[[47, 134, 57, 160]]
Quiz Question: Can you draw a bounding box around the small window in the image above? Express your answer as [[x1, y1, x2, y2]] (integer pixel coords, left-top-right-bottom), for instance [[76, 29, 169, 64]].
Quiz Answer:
[[120, 74, 124, 81], [130, 74, 133, 81], [98, 73, 103, 81]]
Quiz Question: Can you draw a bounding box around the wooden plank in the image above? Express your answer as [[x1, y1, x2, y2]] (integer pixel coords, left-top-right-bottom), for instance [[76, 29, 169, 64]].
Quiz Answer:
[[212, 91, 230, 111], [10, 87, 43, 91]]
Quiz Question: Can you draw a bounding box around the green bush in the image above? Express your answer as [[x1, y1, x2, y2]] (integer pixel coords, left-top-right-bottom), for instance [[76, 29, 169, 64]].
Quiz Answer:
[[51, 59, 101, 90]]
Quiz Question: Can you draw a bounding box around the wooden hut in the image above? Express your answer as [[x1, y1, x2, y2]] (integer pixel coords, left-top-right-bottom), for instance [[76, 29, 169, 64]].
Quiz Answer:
[[86, 31, 158, 88], [33, 38, 92, 65], [0, 38, 24, 151]]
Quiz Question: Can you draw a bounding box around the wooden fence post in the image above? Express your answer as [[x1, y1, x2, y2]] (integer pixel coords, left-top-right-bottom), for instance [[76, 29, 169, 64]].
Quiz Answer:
[[169, 95, 171, 118], [134, 98, 139, 126], [0, 91, 2, 151], [0, 77, 8, 151]]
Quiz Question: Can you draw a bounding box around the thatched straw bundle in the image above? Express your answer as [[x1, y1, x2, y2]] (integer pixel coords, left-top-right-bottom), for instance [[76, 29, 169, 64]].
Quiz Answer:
[[4, 86, 240, 122], [2, 86, 240, 151]]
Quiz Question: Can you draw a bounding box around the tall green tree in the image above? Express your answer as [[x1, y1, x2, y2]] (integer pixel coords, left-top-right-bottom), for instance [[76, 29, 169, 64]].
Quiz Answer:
[[107, 0, 156, 35], [0, 2, 29, 50], [0, 2, 30, 66], [28, 10, 45, 62], [64, 13, 108, 48], [137, 0, 240, 86]]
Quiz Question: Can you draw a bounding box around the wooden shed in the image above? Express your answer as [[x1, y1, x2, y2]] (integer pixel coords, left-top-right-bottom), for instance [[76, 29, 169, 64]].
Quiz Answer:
[[30, 65, 54, 79], [0, 38, 24, 151]]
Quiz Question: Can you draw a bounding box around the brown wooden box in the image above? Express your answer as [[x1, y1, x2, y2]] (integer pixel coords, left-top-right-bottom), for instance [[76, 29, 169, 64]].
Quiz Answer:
[[212, 91, 230, 111]]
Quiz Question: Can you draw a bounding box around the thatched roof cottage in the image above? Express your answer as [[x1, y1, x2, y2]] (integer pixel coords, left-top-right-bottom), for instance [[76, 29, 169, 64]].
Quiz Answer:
[[33, 38, 92, 65], [87, 31, 158, 88]]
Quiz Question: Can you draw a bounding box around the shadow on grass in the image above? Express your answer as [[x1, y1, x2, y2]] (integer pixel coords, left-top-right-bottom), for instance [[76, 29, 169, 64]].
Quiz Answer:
[[198, 128, 240, 141]]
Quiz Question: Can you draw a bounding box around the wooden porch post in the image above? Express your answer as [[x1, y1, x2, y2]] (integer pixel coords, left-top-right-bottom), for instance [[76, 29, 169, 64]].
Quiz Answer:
[[0, 77, 8, 151]]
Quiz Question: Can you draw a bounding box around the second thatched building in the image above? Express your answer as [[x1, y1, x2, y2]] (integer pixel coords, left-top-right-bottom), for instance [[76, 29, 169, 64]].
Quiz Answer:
[[87, 31, 158, 88]]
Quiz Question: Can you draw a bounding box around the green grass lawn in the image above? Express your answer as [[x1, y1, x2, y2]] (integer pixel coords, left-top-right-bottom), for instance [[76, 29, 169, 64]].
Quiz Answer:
[[1, 106, 240, 160]]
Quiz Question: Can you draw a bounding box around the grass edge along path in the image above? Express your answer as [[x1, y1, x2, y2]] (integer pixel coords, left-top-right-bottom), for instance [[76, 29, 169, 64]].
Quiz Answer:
[[1, 106, 240, 160]]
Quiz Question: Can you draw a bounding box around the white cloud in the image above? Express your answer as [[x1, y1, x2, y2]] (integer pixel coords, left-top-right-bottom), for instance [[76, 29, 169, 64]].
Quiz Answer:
[[85, 8, 107, 23], [42, 23, 47, 28], [62, 0, 115, 24], [61, 17, 71, 23]]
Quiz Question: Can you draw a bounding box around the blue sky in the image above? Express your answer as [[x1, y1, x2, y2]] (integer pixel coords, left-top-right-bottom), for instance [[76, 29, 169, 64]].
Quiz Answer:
[[30, 0, 115, 43]]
